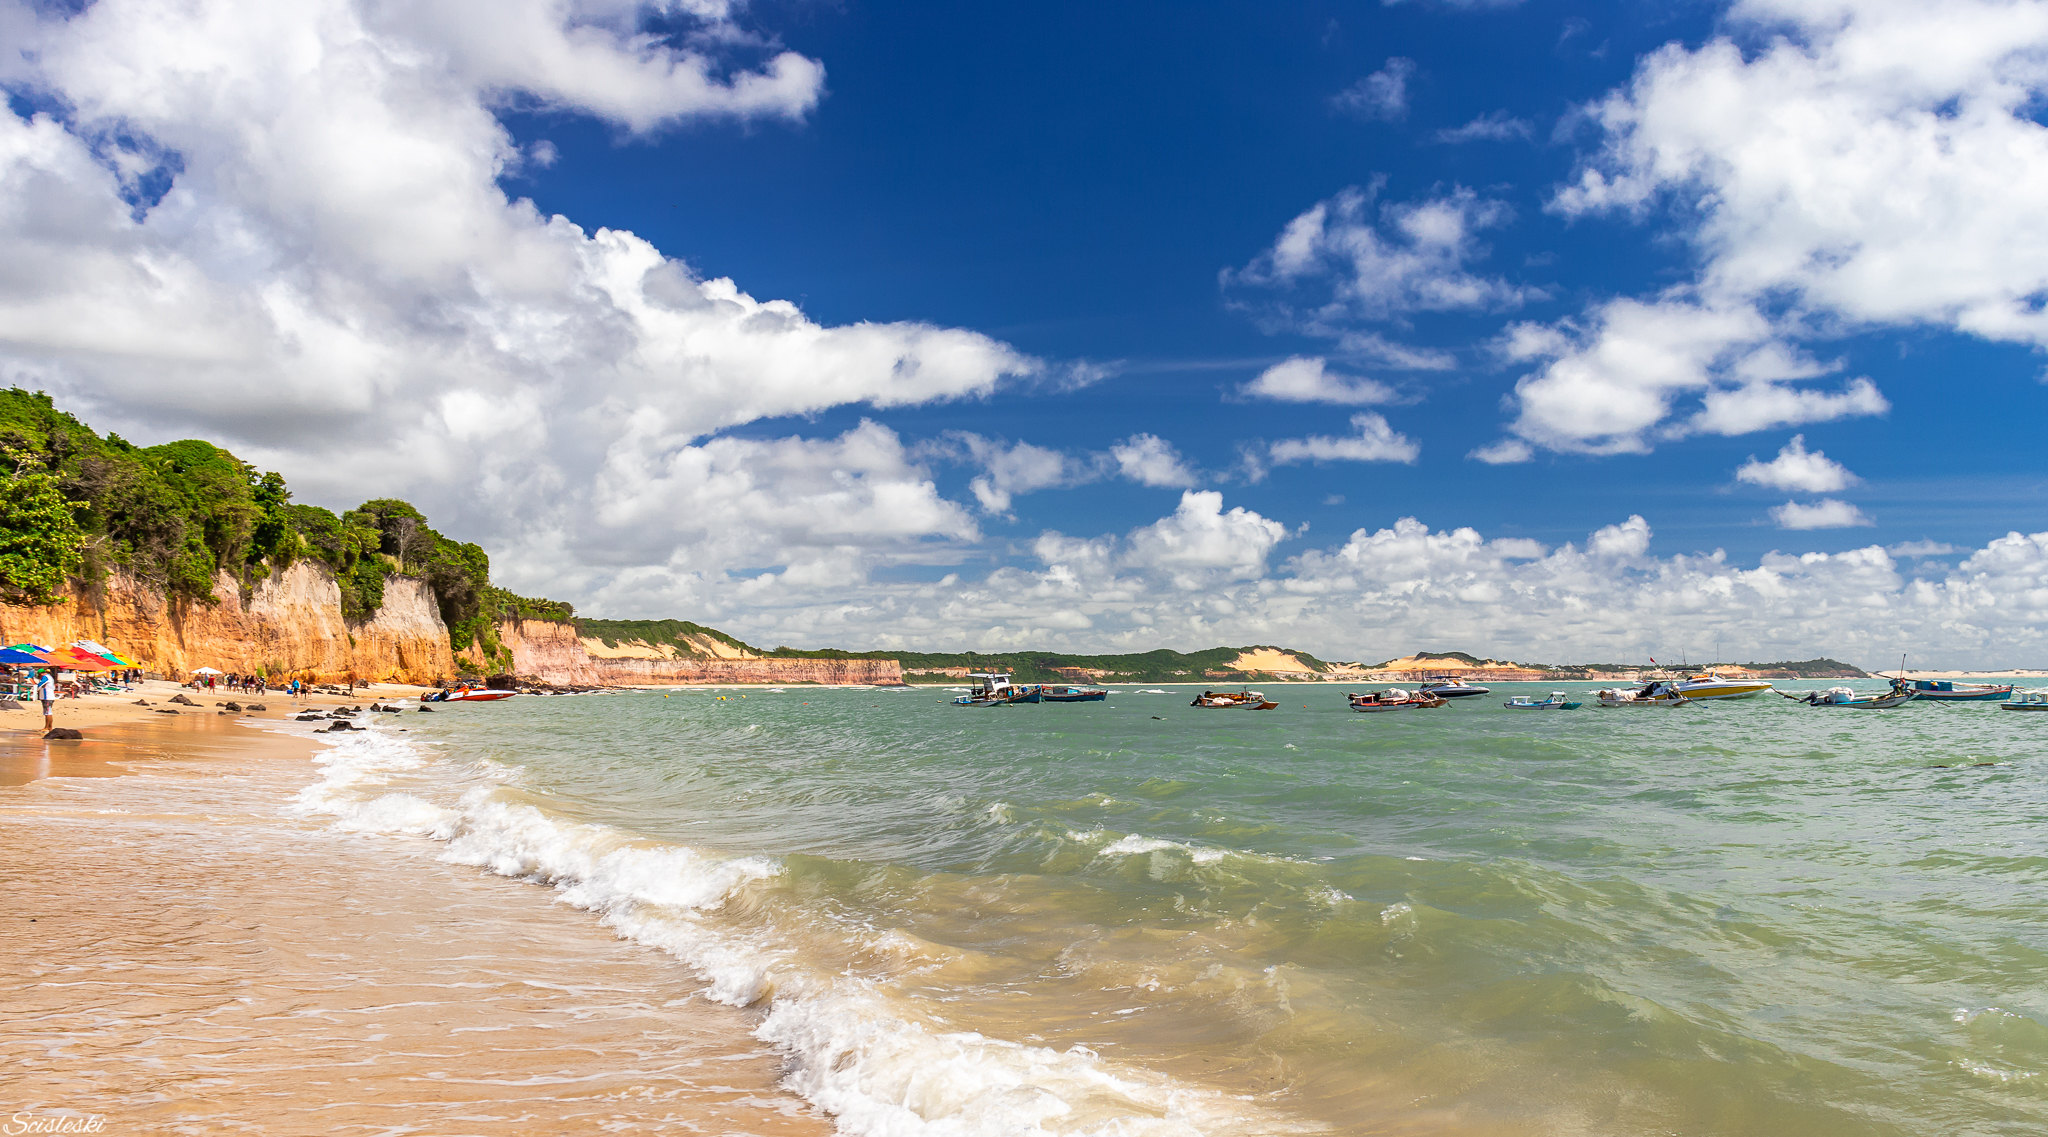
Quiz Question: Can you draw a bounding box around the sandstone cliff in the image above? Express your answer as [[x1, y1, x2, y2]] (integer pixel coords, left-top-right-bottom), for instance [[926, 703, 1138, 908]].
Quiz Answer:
[[0, 564, 457, 683], [496, 617, 903, 686]]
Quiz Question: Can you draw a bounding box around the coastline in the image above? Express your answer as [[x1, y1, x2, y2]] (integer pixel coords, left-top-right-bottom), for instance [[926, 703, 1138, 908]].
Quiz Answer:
[[0, 711, 828, 1134]]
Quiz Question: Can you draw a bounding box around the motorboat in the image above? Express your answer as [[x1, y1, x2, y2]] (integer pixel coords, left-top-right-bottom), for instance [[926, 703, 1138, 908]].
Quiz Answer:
[[1041, 685, 1108, 702], [1905, 679, 2016, 702], [1666, 670, 1774, 700], [1504, 692, 1581, 710], [1780, 686, 1915, 709], [1596, 682, 1691, 707], [1191, 689, 1278, 710], [952, 673, 1042, 707], [2000, 690, 2048, 711], [424, 686, 518, 702], [1347, 688, 1446, 712], [1417, 676, 1490, 698]]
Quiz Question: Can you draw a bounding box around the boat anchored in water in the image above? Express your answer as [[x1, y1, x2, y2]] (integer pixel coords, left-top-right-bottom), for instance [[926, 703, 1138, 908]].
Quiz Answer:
[[1041, 684, 1108, 702], [1504, 691, 1582, 710], [424, 685, 518, 702], [2000, 690, 2048, 711], [952, 672, 1042, 707], [1665, 670, 1774, 701], [1347, 688, 1447, 712], [1596, 681, 1692, 707], [1191, 689, 1278, 710], [1417, 676, 1490, 698], [1904, 679, 2016, 702], [1780, 685, 1916, 709]]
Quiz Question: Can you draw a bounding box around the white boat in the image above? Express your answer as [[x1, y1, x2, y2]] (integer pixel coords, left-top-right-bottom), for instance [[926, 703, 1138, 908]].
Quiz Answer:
[[424, 686, 518, 702], [2001, 690, 2048, 711], [1191, 689, 1278, 710], [1597, 682, 1692, 707], [1348, 688, 1445, 712], [1504, 692, 1581, 710], [1780, 686, 1915, 709], [953, 673, 1040, 707], [1417, 676, 1490, 698], [1666, 670, 1774, 700]]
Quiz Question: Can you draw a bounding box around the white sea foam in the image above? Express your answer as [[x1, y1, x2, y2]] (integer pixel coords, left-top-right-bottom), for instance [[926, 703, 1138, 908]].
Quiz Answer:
[[1096, 834, 1230, 865], [290, 722, 1300, 1137]]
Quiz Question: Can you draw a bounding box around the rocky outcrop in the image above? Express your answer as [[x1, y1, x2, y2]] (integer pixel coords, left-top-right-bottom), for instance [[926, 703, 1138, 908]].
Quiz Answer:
[[497, 617, 903, 686], [0, 565, 456, 684]]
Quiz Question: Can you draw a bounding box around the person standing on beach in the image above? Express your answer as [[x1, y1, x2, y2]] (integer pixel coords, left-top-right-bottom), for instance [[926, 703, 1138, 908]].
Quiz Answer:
[[33, 668, 54, 731]]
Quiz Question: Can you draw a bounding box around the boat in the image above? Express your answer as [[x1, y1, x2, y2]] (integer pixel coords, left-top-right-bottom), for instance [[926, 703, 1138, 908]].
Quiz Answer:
[[424, 686, 518, 702], [1504, 692, 1581, 710], [1417, 676, 1490, 698], [1779, 686, 1916, 709], [1666, 670, 1774, 700], [1041, 685, 1108, 702], [952, 673, 1042, 707], [1596, 682, 1692, 707], [2000, 690, 2048, 711], [1904, 679, 2016, 702], [1347, 688, 1447, 712], [1190, 689, 1278, 710]]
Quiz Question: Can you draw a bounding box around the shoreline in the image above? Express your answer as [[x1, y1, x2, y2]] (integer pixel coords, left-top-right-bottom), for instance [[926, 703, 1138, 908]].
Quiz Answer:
[[0, 712, 829, 1134]]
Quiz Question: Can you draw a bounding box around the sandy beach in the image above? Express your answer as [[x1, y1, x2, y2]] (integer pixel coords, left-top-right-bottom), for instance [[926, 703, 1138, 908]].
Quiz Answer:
[[0, 705, 828, 1135]]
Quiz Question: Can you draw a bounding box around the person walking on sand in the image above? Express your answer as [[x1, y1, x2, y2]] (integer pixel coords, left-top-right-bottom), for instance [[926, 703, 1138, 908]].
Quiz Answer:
[[33, 668, 55, 731]]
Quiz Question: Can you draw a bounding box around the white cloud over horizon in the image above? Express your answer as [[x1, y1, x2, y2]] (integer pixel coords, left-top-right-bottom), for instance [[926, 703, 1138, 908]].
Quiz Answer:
[[1770, 498, 1873, 531], [1737, 435, 1859, 494]]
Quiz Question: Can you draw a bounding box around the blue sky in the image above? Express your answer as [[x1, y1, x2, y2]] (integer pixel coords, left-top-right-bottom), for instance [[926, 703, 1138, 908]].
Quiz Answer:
[[6, 0, 2048, 663]]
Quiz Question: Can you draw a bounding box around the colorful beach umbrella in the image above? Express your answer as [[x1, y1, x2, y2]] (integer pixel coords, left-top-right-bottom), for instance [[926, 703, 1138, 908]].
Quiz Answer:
[[73, 639, 137, 667], [0, 642, 52, 665]]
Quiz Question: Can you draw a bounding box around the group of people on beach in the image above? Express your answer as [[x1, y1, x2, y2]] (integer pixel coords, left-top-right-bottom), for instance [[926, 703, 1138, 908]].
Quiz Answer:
[[194, 672, 272, 694]]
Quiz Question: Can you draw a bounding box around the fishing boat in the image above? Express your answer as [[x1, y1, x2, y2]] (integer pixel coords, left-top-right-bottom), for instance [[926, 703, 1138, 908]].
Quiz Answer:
[[1347, 688, 1446, 712], [1190, 689, 1278, 710], [1417, 676, 1490, 698], [1596, 682, 1691, 707], [1041, 685, 1108, 702], [2000, 690, 2048, 711], [1904, 679, 2016, 702], [1666, 670, 1774, 700], [424, 685, 518, 702], [952, 673, 1042, 707], [1504, 692, 1581, 710], [1780, 686, 1915, 709]]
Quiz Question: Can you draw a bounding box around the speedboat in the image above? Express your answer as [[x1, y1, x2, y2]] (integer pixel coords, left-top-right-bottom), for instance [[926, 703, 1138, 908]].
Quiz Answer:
[[1504, 692, 1581, 710], [1781, 686, 1915, 709], [1597, 682, 1691, 707], [1666, 670, 1774, 700], [424, 686, 518, 702], [1418, 676, 1490, 698], [1906, 679, 2015, 702], [1191, 689, 1278, 710], [1347, 688, 1446, 712], [1041, 685, 1107, 702], [2000, 690, 2048, 711], [952, 673, 1042, 707]]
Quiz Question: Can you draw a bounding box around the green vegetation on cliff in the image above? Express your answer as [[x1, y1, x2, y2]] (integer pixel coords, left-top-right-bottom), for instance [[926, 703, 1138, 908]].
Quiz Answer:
[[0, 389, 573, 664]]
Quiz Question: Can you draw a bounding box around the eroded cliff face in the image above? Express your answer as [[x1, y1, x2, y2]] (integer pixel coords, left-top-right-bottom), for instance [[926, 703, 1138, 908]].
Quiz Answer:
[[0, 564, 456, 683], [497, 617, 903, 686]]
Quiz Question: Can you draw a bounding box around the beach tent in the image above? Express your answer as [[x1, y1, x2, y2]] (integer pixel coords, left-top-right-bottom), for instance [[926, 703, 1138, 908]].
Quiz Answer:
[[192, 666, 224, 675]]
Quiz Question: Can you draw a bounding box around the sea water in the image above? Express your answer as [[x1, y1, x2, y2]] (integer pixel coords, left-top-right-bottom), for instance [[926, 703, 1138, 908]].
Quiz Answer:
[[292, 684, 2048, 1136]]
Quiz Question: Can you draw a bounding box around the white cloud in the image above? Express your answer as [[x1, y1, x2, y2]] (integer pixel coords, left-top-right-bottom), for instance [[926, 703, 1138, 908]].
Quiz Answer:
[[1468, 438, 1533, 464], [1770, 498, 1874, 530], [1736, 435, 1859, 493], [1228, 183, 1531, 329], [1269, 412, 1420, 465], [1889, 540, 1960, 558], [1434, 111, 1533, 144], [1109, 433, 1197, 488], [1505, 0, 2048, 454], [1332, 58, 1415, 121], [1121, 491, 1290, 586], [0, 0, 1035, 602], [1242, 356, 1397, 405]]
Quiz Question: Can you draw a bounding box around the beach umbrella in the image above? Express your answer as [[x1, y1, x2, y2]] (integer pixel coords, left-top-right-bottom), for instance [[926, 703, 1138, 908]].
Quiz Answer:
[[73, 639, 137, 667], [44, 645, 115, 671], [0, 643, 52, 665], [192, 666, 225, 675]]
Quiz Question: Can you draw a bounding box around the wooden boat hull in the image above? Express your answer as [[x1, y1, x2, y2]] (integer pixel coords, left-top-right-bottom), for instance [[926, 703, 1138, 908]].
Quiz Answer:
[[1908, 682, 2014, 701], [1042, 687, 1107, 702]]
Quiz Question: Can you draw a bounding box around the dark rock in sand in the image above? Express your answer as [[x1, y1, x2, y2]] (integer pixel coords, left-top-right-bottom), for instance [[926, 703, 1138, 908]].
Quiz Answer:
[[417, 705, 435, 712], [0, 699, 21, 711], [223, 701, 242, 711], [154, 709, 179, 715], [169, 694, 197, 706], [294, 714, 325, 722], [43, 728, 83, 740], [325, 721, 357, 732], [132, 699, 150, 706], [248, 703, 267, 711]]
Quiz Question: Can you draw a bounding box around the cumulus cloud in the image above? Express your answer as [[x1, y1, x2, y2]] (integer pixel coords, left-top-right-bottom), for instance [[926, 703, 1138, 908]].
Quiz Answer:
[[1227, 183, 1531, 343], [1109, 433, 1197, 488], [1502, 0, 2048, 454], [1736, 435, 1859, 493], [0, 0, 1036, 611], [1468, 438, 1533, 464], [1332, 58, 1416, 121], [1770, 498, 1873, 530], [940, 434, 1093, 516], [1268, 413, 1420, 466], [1242, 356, 1397, 405], [1121, 491, 1290, 587]]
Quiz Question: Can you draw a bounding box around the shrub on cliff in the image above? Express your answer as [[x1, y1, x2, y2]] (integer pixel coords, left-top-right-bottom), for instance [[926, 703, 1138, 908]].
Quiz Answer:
[[0, 448, 85, 605]]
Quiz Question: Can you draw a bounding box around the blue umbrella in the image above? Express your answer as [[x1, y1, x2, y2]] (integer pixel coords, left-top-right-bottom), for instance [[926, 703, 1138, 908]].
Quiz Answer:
[[0, 644, 52, 666]]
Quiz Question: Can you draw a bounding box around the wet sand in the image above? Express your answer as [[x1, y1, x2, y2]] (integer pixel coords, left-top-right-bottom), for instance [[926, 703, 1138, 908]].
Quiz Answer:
[[0, 715, 828, 1135]]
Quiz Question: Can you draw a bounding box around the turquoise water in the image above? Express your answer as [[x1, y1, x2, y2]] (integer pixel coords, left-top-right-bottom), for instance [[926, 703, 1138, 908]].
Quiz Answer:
[[319, 683, 2048, 1136]]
